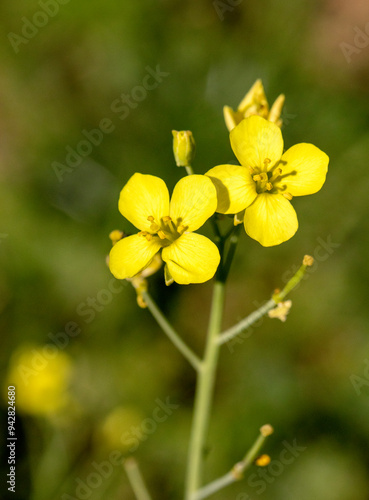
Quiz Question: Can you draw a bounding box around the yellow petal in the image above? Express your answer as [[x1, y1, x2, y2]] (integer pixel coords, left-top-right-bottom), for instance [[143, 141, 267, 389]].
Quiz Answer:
[[206, 164, 257, 214], [161, 233, 220, 284], [109, 234, 162, 280], [230, 115, 283, 169], [223, 106, 244, 132], [118, 173, 170, 231], [237, 79, 267, 113], [244, 193, 298, 246], [268, 94, 285, 125], [279, 143, 329, 196], [169, 175, 217, 232]]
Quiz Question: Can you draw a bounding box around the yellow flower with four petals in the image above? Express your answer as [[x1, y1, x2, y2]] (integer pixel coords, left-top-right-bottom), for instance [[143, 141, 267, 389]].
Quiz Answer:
[[206, 115, 329, 247], [109, 173, 220, 285]]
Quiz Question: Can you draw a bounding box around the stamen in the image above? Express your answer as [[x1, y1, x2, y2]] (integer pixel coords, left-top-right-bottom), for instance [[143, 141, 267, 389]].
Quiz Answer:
[[253, 173, 268, 182], [269, 167, 282, 183], [263, 158, 271, 167], [157, 230, 167, 239], [177, 225, 186, 234], [145, 233, 152, 241], [162, 216, 177, 234], [266, 182, 273, 191], [147, 215, 161, 232], [283, 192, 293, 200], [249, 166, 255, 175]]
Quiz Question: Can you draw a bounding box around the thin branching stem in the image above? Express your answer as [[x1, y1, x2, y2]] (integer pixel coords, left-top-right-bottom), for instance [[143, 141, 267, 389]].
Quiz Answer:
[[124, 458, 153, 500], [185, 281, 225, 499], [194, 425, 273, 500], [142, 291, 202, 372], [217, 257, 313, 345]]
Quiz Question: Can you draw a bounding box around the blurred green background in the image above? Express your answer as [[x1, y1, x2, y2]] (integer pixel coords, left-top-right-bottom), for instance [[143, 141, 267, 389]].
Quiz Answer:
[[1, 0, 369, 498]]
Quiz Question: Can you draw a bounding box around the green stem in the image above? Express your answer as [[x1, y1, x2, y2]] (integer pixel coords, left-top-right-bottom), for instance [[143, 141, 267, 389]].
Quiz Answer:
[[185, 165, 194, 175], [185, 281, 225, 499], [219, 224, 241, 282], [272, 260, 309, 302], [217, 299, 275, 346], [124, 458, 153, 500], [210, 216, 222, 244], [194, 425, 273, 500], [142, 291, 202, 372], [217, 256, 313, 346]]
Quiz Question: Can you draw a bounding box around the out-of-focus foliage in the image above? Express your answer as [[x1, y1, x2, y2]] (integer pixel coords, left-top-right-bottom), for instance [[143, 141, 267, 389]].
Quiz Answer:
[[1, 0, 369, 499]]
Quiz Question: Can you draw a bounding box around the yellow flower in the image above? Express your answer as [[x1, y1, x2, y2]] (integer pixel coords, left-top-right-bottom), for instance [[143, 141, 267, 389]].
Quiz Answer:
[[109, 173, 220, 285], [206, 115, 329, 247], [96, 405, 144, 452], [6, 346, 72, 416], [108, 231, 162, 307], [223, 79, 285, 131]]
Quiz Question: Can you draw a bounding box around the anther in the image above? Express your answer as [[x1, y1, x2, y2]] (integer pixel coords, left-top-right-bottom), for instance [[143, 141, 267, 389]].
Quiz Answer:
[[157, 230, 167, 240], [266, 182, 273, 191], [177, 225, 186, 234], [249, 166, 255, 175], [162, 216, 172, 222], [263, 158, 271, 165], [283, 192, 293, 200], [253, 172, 268, 182], [147, 215, 161, 232], [145, 233, 153, 241]]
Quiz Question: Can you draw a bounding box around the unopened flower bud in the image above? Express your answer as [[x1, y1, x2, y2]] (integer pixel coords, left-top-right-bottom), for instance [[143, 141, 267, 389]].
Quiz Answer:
[[109, 230, 125, 246], [172, 130, 196, 167]]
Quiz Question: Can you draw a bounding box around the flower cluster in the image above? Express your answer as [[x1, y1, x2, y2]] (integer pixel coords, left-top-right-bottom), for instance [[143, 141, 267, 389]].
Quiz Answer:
[[108, 81, 329, 286]]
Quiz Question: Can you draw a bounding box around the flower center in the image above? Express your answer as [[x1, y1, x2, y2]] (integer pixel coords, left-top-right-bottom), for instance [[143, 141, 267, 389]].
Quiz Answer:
[[250, 158, 292, 200], [138, 216, 187, 244]]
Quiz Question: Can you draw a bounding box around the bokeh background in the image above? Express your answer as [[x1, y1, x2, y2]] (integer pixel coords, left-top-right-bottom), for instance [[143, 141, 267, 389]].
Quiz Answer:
[[1, 0, 369, 499]]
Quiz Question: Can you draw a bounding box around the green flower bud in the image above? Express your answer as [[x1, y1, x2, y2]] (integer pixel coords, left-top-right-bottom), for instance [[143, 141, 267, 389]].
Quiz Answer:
[[172, 130, 196, 167]]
